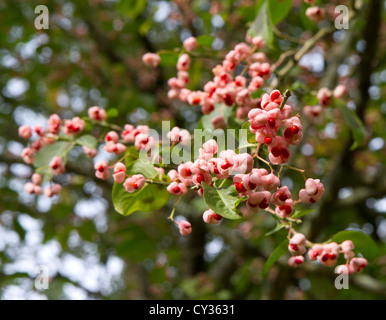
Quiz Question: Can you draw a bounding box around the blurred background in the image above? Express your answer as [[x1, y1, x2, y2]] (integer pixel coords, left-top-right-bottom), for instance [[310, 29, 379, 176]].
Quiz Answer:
[[0, 0, 386, 299]]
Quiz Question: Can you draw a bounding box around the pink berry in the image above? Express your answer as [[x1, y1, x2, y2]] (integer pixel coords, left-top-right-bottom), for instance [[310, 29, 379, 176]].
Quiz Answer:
[[183, 36, 198, 52], [178, 220, 192, 236], [94, 160, 109, 180], [18, 125, 32, 139], [47, 114, 61, 134], [203, 209, 222, 225], [142, 53, 160, 67], [113, 162, 126, 184], [88, 106, 107, 121], [123, 174, 146, 193], [334, 84, 347, 99], [31, 173, 42, 185]]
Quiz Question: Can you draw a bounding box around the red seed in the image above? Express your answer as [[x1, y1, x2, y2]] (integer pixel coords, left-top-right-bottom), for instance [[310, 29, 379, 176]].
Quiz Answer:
[[278, 193, 288, 202], [196, 174, 204, 184], [270, 91, 281, 102], [267, 117, 276, 128], [235, 182, 246, 193], [248, 201, 258, 208], [220, 74, 228, 82], [264, 137, 273, 145], [281, 148, 290, 159], [283, 128, 293, 139], [290, 244, 298, 251], [284, 205, 292, 215], [213, 213, 222, 221], [291, 125, 299, 135], [248, 182, 257, 190], [295, 258, 303, 265], [258, 198, 269, 209], [223, 94, 233, 106], [251, 124, 263, 131], [221, 161, 233, 170], [173, 186, 181, 194], [133, 183, 138, 189], [192, 98, 201, 105], [271, 147, 281, 157]]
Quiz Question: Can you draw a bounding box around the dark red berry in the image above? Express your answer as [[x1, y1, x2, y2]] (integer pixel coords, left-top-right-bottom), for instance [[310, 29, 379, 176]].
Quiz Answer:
[[223, 94, 233, 106], [281, 148, 290, 159], [278, 193, 288, 202], [268, 117, 276, 128], [248, 182, 257, 190], [258, 198, 269, 209], [284, 128, 293, 139], [213, 213, 222, 221], [271, 147, 281, 157]]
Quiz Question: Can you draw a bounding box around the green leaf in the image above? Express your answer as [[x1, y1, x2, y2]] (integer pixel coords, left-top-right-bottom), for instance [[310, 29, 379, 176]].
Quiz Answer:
[[126, 159, 158, 179], [250, 89, 264, 99], [267, 0, 293, 25], [265, 223, 286, 236], [262, 239, 289, 278], [235, 196, 248, 208], [116, 0, 146, 19], [158, 50, 179, 66], [124, 146, 139, 166], [34, 141, 73, 169], [196, 35, 215, 48], [330, 230, 378, 261], [202, 183, 242, 220], [76, 134, 98, 149], [337, 103, 365, 150], [240, 121, 256, 144], [106, 108, 118, 118], [112, 182, 170, 216], [292, 209, 315, 219], [248, 0, 274, 48]]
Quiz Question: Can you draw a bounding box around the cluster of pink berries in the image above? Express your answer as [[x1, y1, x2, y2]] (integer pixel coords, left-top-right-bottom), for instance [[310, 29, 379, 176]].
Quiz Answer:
[[144, 34, 270, 128], [24, 173, 61, 197], [19, 113, 86, 196], [149, 87, 322, 234], [303, 85, 347, 120], [288, 233, 367, 274], [19, 113, 87, 166]]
